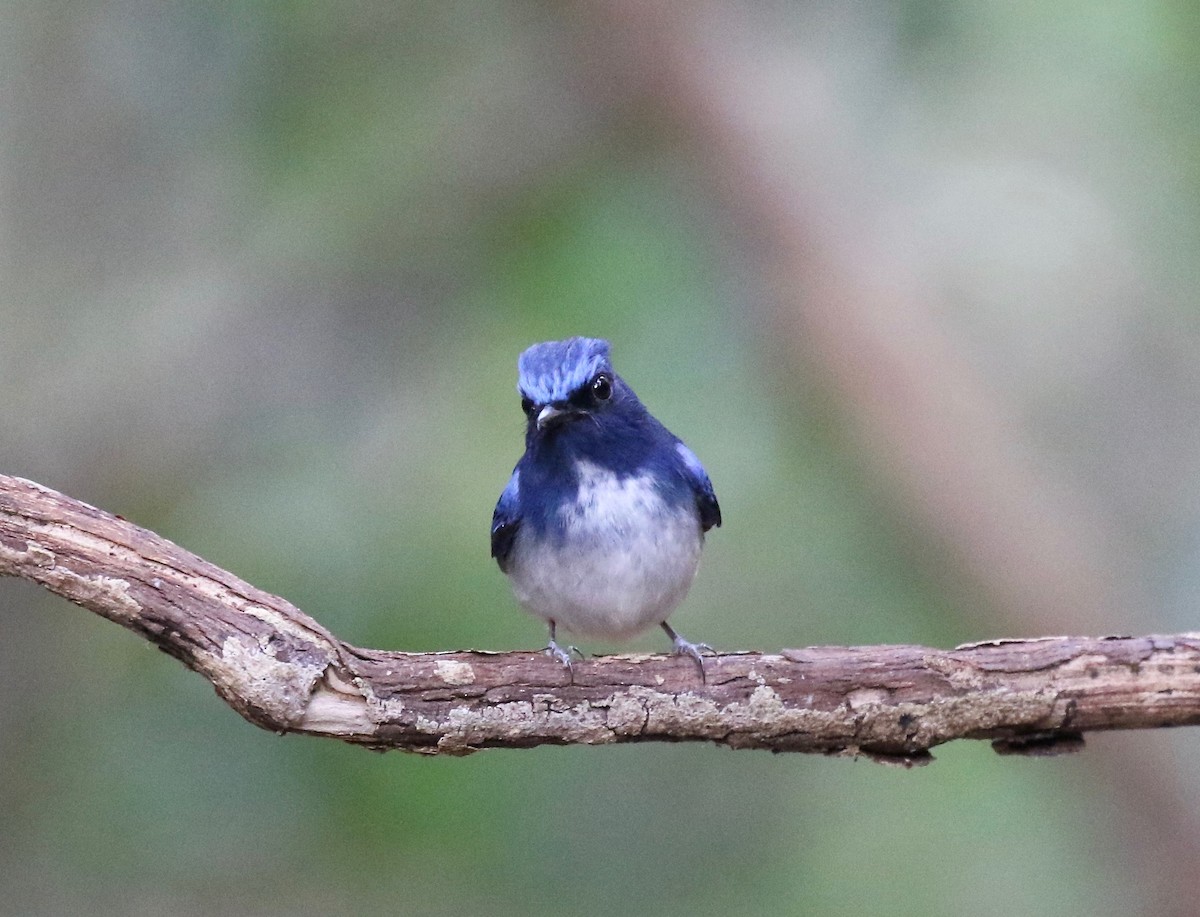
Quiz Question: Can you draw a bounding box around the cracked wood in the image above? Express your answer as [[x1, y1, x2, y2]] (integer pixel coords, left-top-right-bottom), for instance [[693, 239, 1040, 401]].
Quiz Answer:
[[2, 473, 1200, 762]]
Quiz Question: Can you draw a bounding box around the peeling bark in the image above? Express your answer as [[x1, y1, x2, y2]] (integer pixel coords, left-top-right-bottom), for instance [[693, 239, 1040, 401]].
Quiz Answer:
[[3, 473, 1199, 762]]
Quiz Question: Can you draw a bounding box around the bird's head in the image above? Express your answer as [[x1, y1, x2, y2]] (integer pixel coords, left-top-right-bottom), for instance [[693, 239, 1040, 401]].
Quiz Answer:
[[516, 337, 636, 440]]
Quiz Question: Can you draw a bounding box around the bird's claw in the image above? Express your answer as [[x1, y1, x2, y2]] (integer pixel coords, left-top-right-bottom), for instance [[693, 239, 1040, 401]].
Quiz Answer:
[[672, 635, 714, 661], [544, 640, 583, 670], [676, 639, 714, 656], [669, 633, 715, 682]]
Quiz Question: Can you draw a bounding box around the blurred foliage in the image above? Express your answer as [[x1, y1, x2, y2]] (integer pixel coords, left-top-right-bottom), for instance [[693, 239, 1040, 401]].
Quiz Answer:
[[2, 3, 1199, 915]]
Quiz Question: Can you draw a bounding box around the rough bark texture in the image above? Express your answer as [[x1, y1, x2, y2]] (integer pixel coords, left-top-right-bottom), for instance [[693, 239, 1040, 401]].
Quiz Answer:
[[2, 473, 1199, 762]]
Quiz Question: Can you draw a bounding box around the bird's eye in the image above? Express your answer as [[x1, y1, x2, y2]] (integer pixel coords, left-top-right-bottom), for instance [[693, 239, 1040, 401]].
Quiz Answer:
[[591, 374, 612, 401], [520, 397, 534, 416]]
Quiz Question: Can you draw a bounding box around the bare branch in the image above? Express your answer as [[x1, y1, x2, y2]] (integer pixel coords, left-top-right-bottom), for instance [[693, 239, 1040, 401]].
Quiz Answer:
[[2, 473, 1198, 762]]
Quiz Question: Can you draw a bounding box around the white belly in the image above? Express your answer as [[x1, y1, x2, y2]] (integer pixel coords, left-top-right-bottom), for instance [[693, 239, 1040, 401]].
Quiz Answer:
[[507, 462, 703, 640]]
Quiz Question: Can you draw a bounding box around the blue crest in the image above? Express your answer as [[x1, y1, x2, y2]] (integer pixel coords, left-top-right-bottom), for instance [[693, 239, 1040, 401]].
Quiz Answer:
[[517, 337, 612, 404]]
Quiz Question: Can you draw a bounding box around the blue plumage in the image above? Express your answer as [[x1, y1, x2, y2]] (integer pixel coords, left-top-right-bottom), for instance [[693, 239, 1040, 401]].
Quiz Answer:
[[491, 337, 720, 673], [516, 337, 613, 406]]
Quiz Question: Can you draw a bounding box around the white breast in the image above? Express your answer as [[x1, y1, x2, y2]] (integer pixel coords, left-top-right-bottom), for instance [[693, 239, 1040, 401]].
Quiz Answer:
[[506, 461, 704, 641]]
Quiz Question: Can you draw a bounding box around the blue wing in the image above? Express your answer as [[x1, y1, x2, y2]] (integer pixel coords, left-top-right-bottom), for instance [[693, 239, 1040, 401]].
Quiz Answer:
[[490, 467, 522, 572], [675, 442, 721, 532]]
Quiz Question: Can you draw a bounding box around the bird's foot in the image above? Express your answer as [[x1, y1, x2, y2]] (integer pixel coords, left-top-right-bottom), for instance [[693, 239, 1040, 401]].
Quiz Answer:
[[661, 623, 715, 682], [544, 621, 583, 672], [544, 639, 583, 670]]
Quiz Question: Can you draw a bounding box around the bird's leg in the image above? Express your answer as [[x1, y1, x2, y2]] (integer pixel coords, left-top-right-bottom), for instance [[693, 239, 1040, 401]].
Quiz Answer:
[[661, 621, 714, 681], [544, 620, 582, 670]]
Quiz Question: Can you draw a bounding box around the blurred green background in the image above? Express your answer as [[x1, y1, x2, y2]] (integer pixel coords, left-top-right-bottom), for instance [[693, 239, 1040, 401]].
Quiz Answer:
[[4, 2, 1200, 915]]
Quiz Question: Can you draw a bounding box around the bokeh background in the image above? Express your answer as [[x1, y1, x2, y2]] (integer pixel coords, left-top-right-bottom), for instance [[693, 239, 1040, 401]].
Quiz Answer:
[[3, 2, 1200, 915]]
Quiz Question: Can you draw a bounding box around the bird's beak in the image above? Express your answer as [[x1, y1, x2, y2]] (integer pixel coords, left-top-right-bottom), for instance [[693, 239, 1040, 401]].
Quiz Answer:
[[536, 404, 569, 430]]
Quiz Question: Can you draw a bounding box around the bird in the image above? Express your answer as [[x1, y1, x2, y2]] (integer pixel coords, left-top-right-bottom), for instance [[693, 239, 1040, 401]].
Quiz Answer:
[[490, 336, 721, 674]]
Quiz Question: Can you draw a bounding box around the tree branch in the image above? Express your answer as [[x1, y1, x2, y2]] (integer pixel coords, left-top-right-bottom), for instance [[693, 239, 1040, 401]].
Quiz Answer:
[[2, 473, 1198, 762]]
